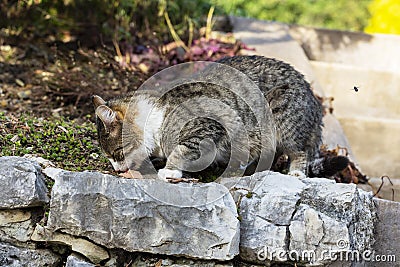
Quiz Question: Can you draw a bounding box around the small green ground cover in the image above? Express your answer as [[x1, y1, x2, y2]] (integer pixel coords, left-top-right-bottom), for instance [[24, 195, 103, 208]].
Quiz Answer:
[[0, 112, 110, 172]]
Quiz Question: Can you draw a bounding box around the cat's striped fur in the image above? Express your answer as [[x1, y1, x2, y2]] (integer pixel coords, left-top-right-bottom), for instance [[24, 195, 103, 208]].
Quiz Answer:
[[93, 55, 348, 181]]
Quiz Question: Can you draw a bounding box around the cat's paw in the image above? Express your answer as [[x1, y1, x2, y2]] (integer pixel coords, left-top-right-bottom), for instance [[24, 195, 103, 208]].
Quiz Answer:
[[157, 168, 183, 182], [288, 170, 307, 179]]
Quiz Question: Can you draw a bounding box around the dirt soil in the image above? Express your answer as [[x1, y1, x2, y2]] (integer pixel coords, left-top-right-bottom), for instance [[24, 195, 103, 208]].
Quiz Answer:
[[0, 33, 248, 120], [0, 40, 146, 120]]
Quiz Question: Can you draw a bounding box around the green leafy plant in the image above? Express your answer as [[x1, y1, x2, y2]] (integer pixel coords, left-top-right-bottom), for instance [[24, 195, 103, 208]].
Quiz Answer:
[[216, 0, 371, 32], [0, 0, 219, 45]]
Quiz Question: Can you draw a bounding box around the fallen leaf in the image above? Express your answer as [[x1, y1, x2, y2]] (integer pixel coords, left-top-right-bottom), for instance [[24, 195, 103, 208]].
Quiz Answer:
[[119, 170, 143, 179]]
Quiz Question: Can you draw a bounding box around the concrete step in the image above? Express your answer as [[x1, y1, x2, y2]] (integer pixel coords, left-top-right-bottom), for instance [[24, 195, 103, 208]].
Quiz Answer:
[[339, 116, 400, 178], [310, 61, 400, 118], [369, 199, 400, 267], [310, 61, 400, 178], [289, 25, 400, 73]]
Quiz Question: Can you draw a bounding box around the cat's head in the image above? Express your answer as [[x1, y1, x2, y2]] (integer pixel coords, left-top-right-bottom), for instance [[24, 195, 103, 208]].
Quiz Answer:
[[92, 95, 143, 172]]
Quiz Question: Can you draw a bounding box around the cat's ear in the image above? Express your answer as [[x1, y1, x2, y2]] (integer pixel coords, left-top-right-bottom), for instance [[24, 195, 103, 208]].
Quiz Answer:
[[92, 95, 106, 109], [95, 105, 117, 132]]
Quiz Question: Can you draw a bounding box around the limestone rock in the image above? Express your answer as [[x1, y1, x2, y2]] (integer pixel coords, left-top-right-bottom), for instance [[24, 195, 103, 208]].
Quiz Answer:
[[0, 156, 48, 208], [46, 170, 239, 260], [221, 172, 305, 262], [0, 241, 61, 266], [289, 205, 349, 262], [65, 254, 96, 267], [0, 209, 36, 245], [23, 154, 56, 168], [301, 178, 377, 254], [130, 255, 235, 267], [219, 171, 377, 266], [31, 224, 109, 264]]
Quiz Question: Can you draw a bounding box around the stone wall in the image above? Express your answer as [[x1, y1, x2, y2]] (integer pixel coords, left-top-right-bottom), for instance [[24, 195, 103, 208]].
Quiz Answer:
[[0, 156, 395, 267]]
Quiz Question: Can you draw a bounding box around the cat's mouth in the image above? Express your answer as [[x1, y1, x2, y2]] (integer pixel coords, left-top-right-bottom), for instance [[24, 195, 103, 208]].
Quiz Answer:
[[117, 169, 129, 176], [108, 158, 129, 173], [116, 169, 129, 174]]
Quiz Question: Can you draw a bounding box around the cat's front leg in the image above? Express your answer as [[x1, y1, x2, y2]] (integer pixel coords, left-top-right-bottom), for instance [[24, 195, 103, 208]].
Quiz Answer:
[[157, 144, 189, 181], [158, 140, 217, 181], [288, 151, 308, 178], [157, 168, 183, 181]]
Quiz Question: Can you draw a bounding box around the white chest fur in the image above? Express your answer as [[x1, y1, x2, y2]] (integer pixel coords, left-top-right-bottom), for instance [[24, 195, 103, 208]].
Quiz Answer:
[[134, 97, 165, 155]]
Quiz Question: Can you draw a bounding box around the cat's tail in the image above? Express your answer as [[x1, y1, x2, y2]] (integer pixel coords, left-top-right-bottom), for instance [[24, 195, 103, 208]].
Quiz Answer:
[[308, 156, 349, 178]]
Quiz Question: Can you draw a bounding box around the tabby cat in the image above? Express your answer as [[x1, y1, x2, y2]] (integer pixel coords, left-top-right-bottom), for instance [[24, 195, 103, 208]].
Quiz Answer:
[[93, 55, 348, 181]]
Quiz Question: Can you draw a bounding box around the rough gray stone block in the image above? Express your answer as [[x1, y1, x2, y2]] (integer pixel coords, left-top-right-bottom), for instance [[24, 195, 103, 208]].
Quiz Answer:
[[31, 224, 109, 264], [219, 171, 377, 266], [0, 209, 36, 245], [0, 241, 61, 267], [46, 170, 240, 261], [65, 254, 96, 267], [0, 156, 48, 208], [301, 178, 377, 253], [222, 172, 305, 263]]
